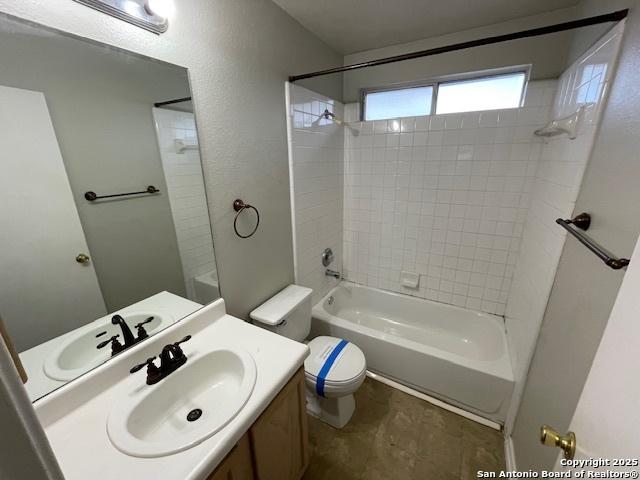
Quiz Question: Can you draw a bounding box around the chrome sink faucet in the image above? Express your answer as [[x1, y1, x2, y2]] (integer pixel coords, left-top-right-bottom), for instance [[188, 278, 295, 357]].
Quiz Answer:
[[325, 269, 341, 279]]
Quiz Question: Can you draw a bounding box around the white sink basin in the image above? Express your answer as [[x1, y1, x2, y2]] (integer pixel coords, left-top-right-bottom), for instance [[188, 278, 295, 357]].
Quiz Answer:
[[44, 311, 172, 381], [107, 348, 257, 458]]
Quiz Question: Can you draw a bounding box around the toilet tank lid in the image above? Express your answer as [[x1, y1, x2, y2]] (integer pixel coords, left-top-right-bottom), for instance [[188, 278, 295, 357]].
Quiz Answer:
[[249, 285, 313, 326]]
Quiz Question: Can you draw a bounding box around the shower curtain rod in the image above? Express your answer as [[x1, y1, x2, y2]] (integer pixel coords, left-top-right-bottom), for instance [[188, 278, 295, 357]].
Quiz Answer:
[[154, 96, 192, 107], [289, 9, 628, 82]]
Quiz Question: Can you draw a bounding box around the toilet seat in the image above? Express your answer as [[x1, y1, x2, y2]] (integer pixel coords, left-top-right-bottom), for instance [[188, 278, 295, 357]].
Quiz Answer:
[[304, 336, 366, 397]]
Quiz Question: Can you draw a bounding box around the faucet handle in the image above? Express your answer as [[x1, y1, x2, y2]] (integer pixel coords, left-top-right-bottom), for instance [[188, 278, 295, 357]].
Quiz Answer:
[[171, 335, 192, 359], [135, 316, 154, 329], [97, 334, 120, 350], [130, 356, 157, 374], [174, 335, 191, 346], [134, 316, 154, 340]]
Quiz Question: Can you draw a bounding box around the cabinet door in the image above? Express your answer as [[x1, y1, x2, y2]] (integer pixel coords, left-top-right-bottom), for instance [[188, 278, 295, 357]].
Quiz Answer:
[[249, 368, 309, 480], [208, 433, 254, 480]]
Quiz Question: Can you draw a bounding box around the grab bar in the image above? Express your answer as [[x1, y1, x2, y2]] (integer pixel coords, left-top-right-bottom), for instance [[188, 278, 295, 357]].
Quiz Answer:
[[556, 213, 630, 270]]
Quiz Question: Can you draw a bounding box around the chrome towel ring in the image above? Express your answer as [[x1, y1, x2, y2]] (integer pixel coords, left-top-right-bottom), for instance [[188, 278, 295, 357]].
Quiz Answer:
[[233, 199, 260, 238]]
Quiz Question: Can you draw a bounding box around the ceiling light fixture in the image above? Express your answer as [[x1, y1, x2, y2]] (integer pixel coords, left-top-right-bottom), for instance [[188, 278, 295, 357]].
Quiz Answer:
[[145, 0, 174, 19], [72, 0, 169, 34]]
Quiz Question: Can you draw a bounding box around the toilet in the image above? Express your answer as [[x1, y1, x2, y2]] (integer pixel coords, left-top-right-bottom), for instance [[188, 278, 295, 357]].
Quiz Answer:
[[250, 285, 366, 428]]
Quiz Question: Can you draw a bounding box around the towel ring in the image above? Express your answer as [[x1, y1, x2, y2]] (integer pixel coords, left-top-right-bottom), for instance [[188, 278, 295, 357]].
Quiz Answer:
[[233, 199, 260, 238]]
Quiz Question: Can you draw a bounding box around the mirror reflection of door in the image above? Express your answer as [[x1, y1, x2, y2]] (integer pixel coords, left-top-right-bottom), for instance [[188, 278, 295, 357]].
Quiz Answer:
[[0, 16, 219, 402], [0, 85, 107, 350]]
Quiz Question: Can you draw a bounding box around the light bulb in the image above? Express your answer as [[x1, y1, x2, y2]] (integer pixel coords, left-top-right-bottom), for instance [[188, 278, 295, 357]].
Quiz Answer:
[[145, 0, 174, 19]]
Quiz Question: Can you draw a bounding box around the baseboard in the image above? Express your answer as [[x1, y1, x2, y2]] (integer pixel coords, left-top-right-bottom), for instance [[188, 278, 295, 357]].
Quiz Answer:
[[366, 370, 502, 431], [504, 435, 517, 471]]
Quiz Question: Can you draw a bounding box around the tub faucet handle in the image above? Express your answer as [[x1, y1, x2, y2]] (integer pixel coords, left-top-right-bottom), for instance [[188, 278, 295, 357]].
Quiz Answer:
[[325, 269, 341, 279]]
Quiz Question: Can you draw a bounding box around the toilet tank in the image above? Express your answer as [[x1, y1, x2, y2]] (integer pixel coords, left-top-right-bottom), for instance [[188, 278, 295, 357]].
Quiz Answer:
[[249, 285, 313, 342]]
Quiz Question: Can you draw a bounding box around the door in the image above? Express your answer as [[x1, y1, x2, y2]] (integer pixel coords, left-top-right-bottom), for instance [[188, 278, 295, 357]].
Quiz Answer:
[[552, 232, 640, 472], [0, 85, 106, 351]]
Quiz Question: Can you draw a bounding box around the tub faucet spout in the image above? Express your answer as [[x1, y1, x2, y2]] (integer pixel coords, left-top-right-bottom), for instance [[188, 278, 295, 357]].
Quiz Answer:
[[325, 269, 341, 279]]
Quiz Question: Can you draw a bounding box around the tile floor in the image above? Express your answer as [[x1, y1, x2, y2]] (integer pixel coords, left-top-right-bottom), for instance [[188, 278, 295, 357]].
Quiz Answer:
[[303, 378, 505, 480]]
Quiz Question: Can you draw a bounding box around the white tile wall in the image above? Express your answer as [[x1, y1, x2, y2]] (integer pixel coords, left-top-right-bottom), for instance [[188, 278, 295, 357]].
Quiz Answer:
[[342, 81, 555, 315], [504, 23, 624, 431], [288, 85, 345, 303], [153, 108, 217, 301]]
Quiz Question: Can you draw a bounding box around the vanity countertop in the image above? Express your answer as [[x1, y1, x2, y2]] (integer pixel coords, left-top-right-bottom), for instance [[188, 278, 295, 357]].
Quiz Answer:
[[33, 299, 309, 480]]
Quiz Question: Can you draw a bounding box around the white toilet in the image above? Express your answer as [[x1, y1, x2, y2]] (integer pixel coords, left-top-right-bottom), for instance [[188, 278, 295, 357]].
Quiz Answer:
[[250, 285, 366, 428]]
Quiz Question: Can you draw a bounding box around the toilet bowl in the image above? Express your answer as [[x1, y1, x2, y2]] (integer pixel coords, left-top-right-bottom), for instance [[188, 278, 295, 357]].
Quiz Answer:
[[249, 285, 366, 428], [303, 336, 366, 428]]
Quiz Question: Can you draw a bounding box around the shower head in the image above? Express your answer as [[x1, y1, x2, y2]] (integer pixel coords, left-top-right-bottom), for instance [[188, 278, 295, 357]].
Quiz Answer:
[[310, 109, 336, 126], [310, 109, 359, 136]]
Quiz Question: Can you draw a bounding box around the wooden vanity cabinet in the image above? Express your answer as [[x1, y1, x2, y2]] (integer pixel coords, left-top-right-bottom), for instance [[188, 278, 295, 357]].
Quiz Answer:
[[207, 368, 309, 480], [207, 434, 254, 480]]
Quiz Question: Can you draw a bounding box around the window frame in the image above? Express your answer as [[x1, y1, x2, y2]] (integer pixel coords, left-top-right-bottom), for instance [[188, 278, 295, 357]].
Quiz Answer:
[[360, 65, 531, 121]]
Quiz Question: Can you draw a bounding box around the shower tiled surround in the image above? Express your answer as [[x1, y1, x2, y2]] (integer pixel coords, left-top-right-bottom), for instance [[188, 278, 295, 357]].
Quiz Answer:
[[153, 108, 217, 301], [288, 85, 345, 303], [342, 81, 556, 315], [504, 24, 624, 428]]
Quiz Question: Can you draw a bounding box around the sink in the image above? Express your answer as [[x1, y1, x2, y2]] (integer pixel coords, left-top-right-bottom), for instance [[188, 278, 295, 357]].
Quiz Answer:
[[107, 348, 257, 457], [44, 311, 172, 381]]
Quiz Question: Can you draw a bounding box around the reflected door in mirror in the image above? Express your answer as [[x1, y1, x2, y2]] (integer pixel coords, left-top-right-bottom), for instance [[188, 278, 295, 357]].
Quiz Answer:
[[0, 85, 107, 352]]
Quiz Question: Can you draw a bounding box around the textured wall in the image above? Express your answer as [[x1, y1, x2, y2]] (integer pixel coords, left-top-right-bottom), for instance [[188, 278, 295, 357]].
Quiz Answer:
[[0, 0, 343, 319]]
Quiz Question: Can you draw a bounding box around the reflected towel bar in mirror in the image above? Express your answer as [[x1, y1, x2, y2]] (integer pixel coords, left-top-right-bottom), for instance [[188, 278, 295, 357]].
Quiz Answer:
[[556, 213, 630, 270], [84, 185, 160, 202]]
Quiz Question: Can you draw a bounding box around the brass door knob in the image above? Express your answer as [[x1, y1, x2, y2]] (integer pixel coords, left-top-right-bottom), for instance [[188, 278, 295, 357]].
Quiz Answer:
[[540, 425, 576, 460], [76, 253, 90, 264]]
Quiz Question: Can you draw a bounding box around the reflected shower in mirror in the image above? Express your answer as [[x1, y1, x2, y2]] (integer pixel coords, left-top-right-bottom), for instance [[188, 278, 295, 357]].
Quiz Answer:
[[0, 16, 219, 401]]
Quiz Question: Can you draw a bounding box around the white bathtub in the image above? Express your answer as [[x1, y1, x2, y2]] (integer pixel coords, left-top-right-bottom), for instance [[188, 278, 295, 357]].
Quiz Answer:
[[311, 282, 514, 423]]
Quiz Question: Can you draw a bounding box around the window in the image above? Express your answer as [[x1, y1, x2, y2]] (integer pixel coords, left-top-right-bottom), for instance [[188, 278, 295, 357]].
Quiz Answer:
[[436, 73, 526, 114], [362, 70, 527, 121], [364, 86, 433, 121]]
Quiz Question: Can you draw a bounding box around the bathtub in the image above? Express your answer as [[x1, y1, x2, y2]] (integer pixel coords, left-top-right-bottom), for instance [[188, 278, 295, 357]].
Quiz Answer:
[[311, 282, 514, 423]]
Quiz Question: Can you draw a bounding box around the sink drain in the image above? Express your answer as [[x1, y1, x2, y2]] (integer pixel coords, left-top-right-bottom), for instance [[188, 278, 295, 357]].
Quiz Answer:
[[187, 408, 203, 422]]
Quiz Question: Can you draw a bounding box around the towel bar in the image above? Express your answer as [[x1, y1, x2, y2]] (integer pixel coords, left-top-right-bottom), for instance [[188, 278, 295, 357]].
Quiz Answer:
[[556, 213, 630, 270]]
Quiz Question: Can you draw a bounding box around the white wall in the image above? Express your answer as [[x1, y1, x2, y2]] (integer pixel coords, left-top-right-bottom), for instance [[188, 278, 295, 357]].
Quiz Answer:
[[340, 8, 583, 103], [153, 108, 217, 301], [0, 0, 343, 319], [505, 23, 624, 440], [287, 84, 344, 303], [341, 82, 554, 315]]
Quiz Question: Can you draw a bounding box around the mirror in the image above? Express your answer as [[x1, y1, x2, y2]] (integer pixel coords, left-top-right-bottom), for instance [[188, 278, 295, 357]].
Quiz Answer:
[[0, 16, 219, 401]]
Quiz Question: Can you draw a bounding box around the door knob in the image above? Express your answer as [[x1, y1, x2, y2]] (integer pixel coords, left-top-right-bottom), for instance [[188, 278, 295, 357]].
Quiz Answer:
[[540, 425, 576, 460], [76, 253, 90, 264]]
